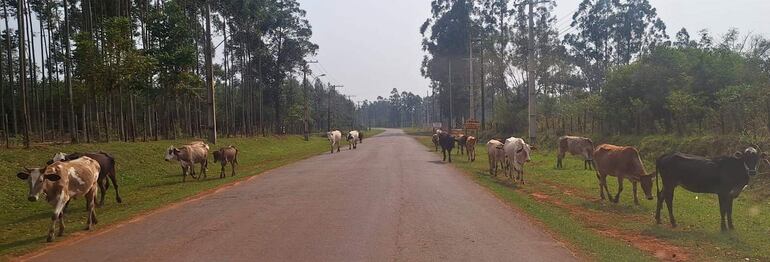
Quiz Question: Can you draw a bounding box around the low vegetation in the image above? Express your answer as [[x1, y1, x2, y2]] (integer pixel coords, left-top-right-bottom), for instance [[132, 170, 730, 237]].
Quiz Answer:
[[0, 130, 383, 258], [408, 129, 770, 261]]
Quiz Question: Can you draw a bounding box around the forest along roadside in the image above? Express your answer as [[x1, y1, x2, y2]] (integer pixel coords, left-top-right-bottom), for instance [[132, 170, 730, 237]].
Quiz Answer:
[[0, 130, 384, 259], [406, 129, 770, 262]]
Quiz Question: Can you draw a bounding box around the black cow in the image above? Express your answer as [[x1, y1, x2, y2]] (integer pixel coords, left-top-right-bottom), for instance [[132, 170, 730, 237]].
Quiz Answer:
[[48, 152, 122, 207], [655, 147, 767, 231], [439, 132, 455, 162]]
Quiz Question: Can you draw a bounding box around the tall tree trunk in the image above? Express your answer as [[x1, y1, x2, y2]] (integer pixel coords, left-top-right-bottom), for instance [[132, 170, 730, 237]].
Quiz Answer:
[[64, 0, 77, 143], [2, 0, 15, 136], [203, 1, 216, 144], [17, 0, 31, 148]]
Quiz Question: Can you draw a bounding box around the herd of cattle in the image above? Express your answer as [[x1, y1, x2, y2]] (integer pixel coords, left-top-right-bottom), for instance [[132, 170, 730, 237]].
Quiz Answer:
[[14, 142, 239, 242], [326, 130, 363, 153], [432, 130, 769, 232]]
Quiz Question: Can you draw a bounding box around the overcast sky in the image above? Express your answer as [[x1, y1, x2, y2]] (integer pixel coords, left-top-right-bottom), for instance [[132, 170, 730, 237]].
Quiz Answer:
[[299, 0, 770, 102]]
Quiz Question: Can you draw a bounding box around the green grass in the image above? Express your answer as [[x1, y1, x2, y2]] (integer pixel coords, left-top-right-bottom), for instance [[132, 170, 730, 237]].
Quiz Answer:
[[0, 129, 384, 259], [407, 129, 770, 261]]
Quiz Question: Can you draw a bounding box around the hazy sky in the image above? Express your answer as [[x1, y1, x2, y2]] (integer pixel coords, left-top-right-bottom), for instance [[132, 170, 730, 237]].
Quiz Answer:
[[300, 0, 770, 101]]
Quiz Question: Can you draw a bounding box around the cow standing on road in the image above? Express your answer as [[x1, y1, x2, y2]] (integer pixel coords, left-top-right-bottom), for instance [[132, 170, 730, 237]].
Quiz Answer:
[[466, 136, 478, 162], [327, 130, 342, 153], [455, 135, 467, 155], [165, 142, 210, 181], [432, 133, 441, 152], [439, 132, 455, 162], [655, 147, 768, 231], [49, 152, 121, 207], [503, 137, 535, 184], [213, 146, 239, 178], [487, 140, 506, 176], [347, 130, 360, 150], [593, 144, 656, 205], [557, 136, 595, 170], [17, 157, 101, 242]]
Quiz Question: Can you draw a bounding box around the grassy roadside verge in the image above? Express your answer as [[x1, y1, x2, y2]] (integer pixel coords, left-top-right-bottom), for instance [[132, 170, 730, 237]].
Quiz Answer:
[[407, 128, 770, 261], [0, 129, 384, 258]]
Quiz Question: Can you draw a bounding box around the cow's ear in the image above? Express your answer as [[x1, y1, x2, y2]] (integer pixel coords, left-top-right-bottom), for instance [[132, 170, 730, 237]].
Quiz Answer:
[[16, 172, 30, 180], [44, 174, 61, 181], [734, 151, 744, 158]]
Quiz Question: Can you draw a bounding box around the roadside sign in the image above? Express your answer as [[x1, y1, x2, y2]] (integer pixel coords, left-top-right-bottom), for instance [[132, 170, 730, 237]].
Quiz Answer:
[[451, 129, 464, 136], [464, 119, 480, 130], [432, 122, 442, 128]]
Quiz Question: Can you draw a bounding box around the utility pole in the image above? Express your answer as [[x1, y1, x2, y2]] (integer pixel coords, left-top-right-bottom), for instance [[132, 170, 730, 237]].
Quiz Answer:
[[480, 37, 485, 132], [327, 83, 343, 131], [64, 0, 76, 144], [527, 0, 537, 145], [204, 0, 216, 144], [448, 59, 453, 129], [469, 22, 474, 122], [301, 61, 319, 141]]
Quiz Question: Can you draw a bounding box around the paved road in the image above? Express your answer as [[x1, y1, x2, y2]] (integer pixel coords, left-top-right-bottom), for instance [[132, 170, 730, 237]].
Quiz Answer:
[[25, 129, 576, 262]]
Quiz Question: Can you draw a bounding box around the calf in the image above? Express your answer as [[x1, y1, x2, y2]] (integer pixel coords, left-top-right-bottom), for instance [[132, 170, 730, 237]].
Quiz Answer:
[[165, 142, 209, 181], [213, 146, 239, 178], [655, 147, 767, 231], [17, 157, 101, 242], [438, 132, 455, 162], [49, 152, 121, 207], [557, 136, 595, 170], [503, 137, 535, 184], [347, 130, 360, 149], [432, 134, 440, 151], [466, 136, 478, 162], [487, 139, 506, 176], [593, 144, 656, 205], [327, 130, 342, 153], [455, 135, 467, 155]]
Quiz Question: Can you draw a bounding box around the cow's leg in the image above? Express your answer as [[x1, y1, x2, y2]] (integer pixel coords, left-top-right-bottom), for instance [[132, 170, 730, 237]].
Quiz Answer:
[[220, 163, 226, 178], [655, 187, 664, 224], [48, 196, 68, 242], [97, 176, 108, 207], [231, 161, 237, 177], [557, 151, 565, 169], [613, 177, 624, 203], [85, 187, 97, 230], [632, 181, 639, 205], [727, 197, 735, 230], [57, 200, 70, 237], [717, 194, 729, 232], [448, 149, 452, 162], [664, 188, 676, 227], [109, 170, 122, 204], [597, 173, 605, 200]]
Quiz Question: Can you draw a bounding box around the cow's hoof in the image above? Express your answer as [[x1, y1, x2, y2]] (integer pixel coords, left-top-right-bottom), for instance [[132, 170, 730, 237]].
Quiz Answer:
[[116, 197, 123, 203], [47, 236, 54, 242]]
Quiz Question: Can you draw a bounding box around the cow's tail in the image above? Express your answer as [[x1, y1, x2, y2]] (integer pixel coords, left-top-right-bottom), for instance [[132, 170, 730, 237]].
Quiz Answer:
[[655, 164, 661, 198]]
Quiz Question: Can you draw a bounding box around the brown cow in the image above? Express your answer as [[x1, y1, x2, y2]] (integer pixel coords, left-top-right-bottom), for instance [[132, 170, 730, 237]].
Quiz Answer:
[[17, 157, 101, 242], [455, 134, 467, 155], [557, 136, 595, 170], [466, 136, 478, 162], [213, 146, 239, 178], [49, 152, 121, 207], [593, 144, 657, 205], [165, 142, 209, 181]]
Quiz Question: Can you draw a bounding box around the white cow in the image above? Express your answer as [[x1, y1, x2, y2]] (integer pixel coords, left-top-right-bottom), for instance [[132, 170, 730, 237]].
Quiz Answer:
[[165, 142, 210, 181], [327, 130, 342, 153], [503, 137, 535, 184], [487, 139, 506, 176], [347, 130, 360, 150]]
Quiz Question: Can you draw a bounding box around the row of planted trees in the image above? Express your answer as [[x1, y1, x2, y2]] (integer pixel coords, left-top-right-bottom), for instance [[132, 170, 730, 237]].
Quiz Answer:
[[0, 0, 359, 148], [415, 0, 770, 139]]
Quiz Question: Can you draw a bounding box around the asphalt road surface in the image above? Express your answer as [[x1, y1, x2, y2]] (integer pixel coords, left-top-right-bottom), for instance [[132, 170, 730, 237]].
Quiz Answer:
[[24, 129, 577, 262]]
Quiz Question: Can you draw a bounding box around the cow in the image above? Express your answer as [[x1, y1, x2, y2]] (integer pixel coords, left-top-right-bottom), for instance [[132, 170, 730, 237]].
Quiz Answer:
[[557, 136, 595, 170], [347, 130, 360, 150], [466, 136, 478, 162], [655, 147, 768, 231], [48, 152, 121, 207], [503, 137, 535, 184], [213, 146, 239, 178], [455, 134, 467, 155], [165, 142, 209, 181], [438, 132, 455, 162], [593, 144, 656, 205], [327, 130, 342, 153], [16, 157, 101, 242], [487, 139, 506, 176], [432, 133, 440, 152]]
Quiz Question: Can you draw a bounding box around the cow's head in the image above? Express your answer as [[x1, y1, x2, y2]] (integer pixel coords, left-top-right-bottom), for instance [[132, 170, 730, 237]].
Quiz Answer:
[[735, 147, 766, 176], [213, 151, 222, 163], [17, 167, 60, 202], [639, 172, 657, 200], [515, 143, 534, 164], [347, 133, 353, 141], [165, 146, 180, 162]]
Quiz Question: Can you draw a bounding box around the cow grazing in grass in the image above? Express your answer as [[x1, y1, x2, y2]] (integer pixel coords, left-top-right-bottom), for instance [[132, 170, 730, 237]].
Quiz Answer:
[[503, 137, 535, 184], [49, 152, 121, 207], [593, 144, 656, 205], [439, 132, 455, 162], [165, 142, 209, 181], [455, 134, 467, 155], [655, 147, 768, 231], [487, 139, 506, 176], [557, 136, 595, 170], [213, 146, 239, 178], [347, 130, 360, 150], [466, 136, 478, 162], [17, 157, 101, 242], [327, 130, 342, 153]]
